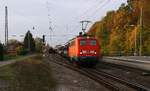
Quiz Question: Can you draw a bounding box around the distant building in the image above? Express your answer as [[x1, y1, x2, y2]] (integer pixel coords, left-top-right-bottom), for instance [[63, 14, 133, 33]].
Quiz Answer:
[[7, 41, 23, 56]]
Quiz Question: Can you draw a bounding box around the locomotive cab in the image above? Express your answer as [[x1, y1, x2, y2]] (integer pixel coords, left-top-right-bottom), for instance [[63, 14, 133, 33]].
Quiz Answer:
[[77, 37, 100, 66], [68, 35, 101, 67]]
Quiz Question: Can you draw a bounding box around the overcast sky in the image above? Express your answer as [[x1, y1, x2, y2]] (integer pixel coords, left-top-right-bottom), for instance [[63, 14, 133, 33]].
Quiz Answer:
[[0, 0, 127, 47]]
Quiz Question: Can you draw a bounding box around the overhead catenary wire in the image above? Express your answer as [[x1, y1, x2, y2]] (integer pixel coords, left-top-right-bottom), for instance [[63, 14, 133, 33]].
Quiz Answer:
[[78, 0, 110, 20], [45, 0, 110, 38], [71, 0, 104, 21], [59, 0, 104, 34], [44, 34, 77, 37], [87, 0, 110, 20], [71, 0, 110, 32], [75, 0, 105, 21], [68, 0, 104, 30]]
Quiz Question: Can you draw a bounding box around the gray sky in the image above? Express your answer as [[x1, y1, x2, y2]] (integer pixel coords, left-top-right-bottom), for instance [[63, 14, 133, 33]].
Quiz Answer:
[[0, 0, 127, 47]]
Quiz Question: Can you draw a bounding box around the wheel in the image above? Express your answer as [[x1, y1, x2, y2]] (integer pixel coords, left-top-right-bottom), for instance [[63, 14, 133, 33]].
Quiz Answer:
[[69, 57, 73, 63]]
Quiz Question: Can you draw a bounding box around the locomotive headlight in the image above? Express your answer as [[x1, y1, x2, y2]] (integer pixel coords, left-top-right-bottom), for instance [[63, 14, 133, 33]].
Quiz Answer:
[[94, 50, 97, 54], [80, 51, 83, 54]]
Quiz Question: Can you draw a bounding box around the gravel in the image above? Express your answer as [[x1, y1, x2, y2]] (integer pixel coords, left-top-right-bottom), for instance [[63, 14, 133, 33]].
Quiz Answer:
[[47, 54, 109, 91]]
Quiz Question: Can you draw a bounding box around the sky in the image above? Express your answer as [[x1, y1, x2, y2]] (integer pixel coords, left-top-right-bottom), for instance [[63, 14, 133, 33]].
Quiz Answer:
[[0, 0, 127, 47]]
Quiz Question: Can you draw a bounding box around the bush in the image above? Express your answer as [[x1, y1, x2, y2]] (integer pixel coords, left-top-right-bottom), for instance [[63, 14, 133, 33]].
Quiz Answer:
[[16, 47, 28, 55], [0, 43, 4, 61]]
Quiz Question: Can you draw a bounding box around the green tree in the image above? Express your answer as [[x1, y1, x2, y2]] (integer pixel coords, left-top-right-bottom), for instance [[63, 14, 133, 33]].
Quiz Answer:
[[0, 43, 4, 61], [23, 31, 35, 53]]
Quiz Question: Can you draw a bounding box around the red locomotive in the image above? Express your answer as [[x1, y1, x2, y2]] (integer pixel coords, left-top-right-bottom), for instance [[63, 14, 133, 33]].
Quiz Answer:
[[68, 33, 102, 67]]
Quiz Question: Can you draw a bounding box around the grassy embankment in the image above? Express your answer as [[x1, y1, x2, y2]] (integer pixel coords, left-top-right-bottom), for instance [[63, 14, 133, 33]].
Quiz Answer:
[[3, 55, 21, 61], [0, 55, 57, 91]]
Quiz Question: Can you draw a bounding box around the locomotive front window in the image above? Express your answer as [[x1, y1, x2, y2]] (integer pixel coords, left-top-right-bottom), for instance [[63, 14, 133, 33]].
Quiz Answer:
[[80, 40, 86, 46], [90, 40, 96, 45]]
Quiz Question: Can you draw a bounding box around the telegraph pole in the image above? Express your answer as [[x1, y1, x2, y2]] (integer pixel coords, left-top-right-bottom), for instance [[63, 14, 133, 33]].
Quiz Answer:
[[80, 20, 91, 33], [139, 1, 143, 56], [5, 6, 8, 49], [134, 29, 137, 56]]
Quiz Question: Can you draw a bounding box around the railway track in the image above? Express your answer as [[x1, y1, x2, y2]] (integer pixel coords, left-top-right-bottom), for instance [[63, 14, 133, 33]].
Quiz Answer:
[[97, 61, 150, 76], [48, 54, 119, 91], [90, 69, 149, 91], [48, 54, 150, 91]]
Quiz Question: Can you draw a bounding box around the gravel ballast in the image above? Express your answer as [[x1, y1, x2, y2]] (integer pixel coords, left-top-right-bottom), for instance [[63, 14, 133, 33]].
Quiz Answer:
[[47, 54, 109, 91]]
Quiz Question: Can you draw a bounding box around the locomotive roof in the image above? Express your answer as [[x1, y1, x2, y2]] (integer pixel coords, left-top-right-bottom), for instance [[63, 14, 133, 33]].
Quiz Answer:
[[77, 36, 96, 40], [68, 36, 96, 43], [65, 34, 96, 46]]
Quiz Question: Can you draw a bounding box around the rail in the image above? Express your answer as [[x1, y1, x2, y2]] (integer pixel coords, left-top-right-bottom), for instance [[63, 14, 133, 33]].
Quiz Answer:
[[91, 69, 150, 91], [48, 54, 150, 91], [48, 54, 120, 91]]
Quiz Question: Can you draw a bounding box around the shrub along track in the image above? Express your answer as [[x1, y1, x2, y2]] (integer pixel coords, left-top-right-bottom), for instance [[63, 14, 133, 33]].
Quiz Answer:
[[48, 54, 150, 91]]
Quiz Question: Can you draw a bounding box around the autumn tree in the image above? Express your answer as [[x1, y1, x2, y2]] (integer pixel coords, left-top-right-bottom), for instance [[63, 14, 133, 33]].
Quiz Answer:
[[88, 0, 150, 56]]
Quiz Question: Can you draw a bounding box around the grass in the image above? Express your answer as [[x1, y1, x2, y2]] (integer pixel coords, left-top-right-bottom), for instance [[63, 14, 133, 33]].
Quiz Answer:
[[0, 64, 14, 80], [0, 55, 57, 91], [3, 55, 21, 61]]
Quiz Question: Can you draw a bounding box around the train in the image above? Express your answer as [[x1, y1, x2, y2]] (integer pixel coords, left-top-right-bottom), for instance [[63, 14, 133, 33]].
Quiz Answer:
[[55, 32, 102, 67]]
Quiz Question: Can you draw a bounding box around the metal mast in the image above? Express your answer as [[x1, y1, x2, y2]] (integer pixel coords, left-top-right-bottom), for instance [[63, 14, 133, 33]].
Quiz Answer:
[[139, 1, 143, 56], [5, 6, 8, 49], [46, 1, 53, 45]]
